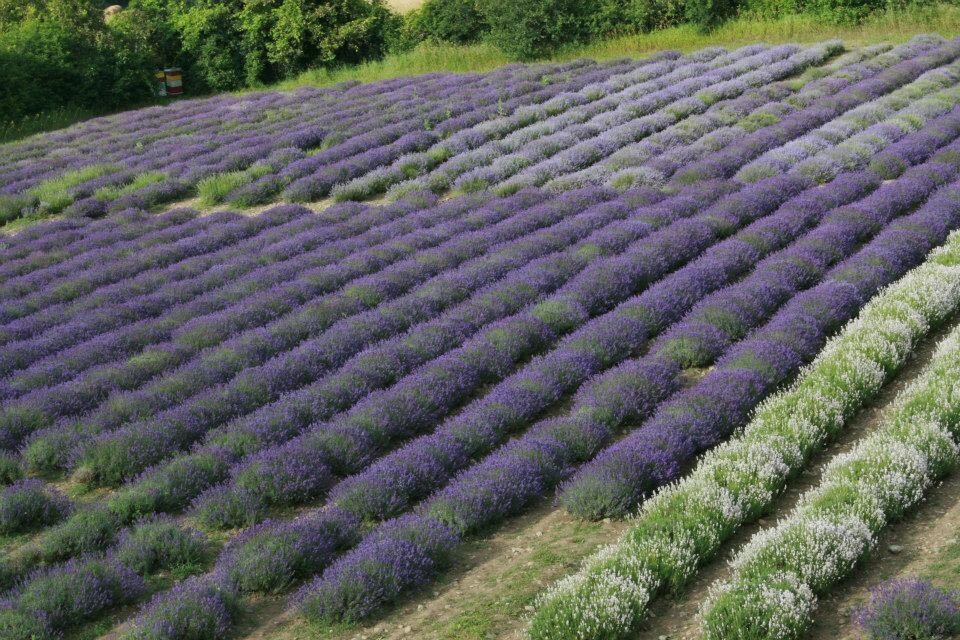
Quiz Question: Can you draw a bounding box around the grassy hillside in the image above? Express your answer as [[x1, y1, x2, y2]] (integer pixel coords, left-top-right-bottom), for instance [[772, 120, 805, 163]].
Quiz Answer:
[[276, 6, 960, 90]]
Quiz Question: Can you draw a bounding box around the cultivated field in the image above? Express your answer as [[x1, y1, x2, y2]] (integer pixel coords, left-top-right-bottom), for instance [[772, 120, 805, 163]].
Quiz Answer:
[[2, 33, 960, 640]]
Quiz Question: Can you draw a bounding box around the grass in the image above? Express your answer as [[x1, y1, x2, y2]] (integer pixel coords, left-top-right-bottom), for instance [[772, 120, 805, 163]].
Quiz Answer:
[[921, 531, 960, 592], [421, 519, 608, 640], [93, 171, 168, 202], [30, 164, 119, 214], [0, 106, 102, 145], [0, 96, 186, 146], [273, 5, 960, 92]]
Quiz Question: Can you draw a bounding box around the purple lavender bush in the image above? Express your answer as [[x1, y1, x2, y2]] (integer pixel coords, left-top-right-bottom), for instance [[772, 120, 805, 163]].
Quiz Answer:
[[114, 516, 208, 575], [0, 480, 71, 534], [854, 578, 960, 640], [11, 556, 144, 632], [120, 575, 239, 640]]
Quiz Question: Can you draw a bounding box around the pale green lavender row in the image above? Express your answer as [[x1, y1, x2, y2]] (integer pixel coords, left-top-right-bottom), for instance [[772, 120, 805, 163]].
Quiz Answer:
[[699, 280, 960, 638], [527, 230, 960, 640]]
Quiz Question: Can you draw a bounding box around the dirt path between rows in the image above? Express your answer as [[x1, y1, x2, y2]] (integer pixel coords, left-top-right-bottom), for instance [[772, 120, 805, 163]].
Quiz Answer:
[[239, 500, 627, 640], [631, 311, 960, 640]]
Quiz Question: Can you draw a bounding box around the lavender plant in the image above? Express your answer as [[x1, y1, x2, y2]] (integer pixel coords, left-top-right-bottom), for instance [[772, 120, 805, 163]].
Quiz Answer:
[[854, 578, 960, 640]]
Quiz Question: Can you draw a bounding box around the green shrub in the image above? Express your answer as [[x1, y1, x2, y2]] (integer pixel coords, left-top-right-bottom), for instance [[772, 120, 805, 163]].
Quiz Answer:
[[803, 0, 910, 23], [115, 517, 207, 575], [589, 0, 686, 35], [172, 1, 246, 90], [0, 6, 156, 123], [685, 0, 741, 29], [418, 0, 488, 44], [384, 8, 425, 52], [475, 0, 593, 59], [165, 0, 397, 90]]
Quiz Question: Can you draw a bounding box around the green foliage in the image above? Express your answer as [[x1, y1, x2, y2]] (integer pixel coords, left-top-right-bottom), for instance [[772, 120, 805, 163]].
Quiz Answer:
[[1, 0, 399, 121], [197, 164, 271, 206], [685, 0, 741, 30], [0, 1, 159, 123], [588, 0, 686, 35], [115, 518, 208, 575], [169, 1, 244, 91], [417, 0, 488, 44], [740, 0, 933, 23], [804, 0, 908, 24], [475, 0, 594, 59], [161, 0, 398, 91]]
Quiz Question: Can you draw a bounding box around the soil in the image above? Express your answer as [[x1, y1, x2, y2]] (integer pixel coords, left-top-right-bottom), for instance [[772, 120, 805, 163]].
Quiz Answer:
[[385, 0, 424, 14], [162, 196, 335, 217], [237, 498, 629, 640]]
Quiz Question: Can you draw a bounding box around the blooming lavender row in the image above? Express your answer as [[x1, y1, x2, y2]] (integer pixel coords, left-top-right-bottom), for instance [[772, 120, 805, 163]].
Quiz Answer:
[[187, 185, 734, 527], [1, 191, 541, 451], [0, 194, 448, 389], [604, 39, 947, 186], [315, 108, 958, 525], [0, 207, 200, 283], [737, 58, 960, 183], [1, 71, 470, 216], [0, 205, 334, 377], [0, 207, 218, 307], [81, 181, 960, 636], [382, 45, 775, 200], [7, 43, 928, 404], [50, 189, 725, 527], [331, 50, 706, 200], [1, 193, 482, 407], [2, 60, 618, 220], [549, 84, 796, 191], [700, 313, 960, 640], [394, 36, 943, 201], [295, 163, 960, 626], [226, 174, 802, 526], [455, 70, 796, 194], [0, 189, 653, 584], [72, 188, 623, 485], [792, 86, 960, 186], [115, 508, 358, 640], [201, 166, 879, 528], [2, 74, 418, 194], [490, 43, 840, 195], [5, 61, 582, 199], [671, 37, 960, 185], [561, 167, 960, 518], [528, 229, 960, 640], [0, 206, 322, 373], [0, 516, 208, 638], [220, 60, 624, 206], [274, 61, 632, 202], [0, 209, 275, 324], [559, 144, 960, 518], [548, 43, 902, 191], [11, 185, 728, 552]]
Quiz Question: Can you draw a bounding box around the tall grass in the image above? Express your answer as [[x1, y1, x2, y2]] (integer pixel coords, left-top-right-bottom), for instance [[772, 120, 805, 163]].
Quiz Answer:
[[276, 4, 960, 92]]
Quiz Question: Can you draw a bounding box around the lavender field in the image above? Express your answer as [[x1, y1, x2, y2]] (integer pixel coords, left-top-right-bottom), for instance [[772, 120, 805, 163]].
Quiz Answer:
[[3, 34, 960, 640]]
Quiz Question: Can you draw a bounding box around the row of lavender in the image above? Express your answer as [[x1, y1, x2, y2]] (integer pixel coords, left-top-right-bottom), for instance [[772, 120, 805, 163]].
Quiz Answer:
[[0, 57, 626, 223], [3, 35, 960, 639], [0, 37, 944, 468], [0, 38, 867, 226]]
